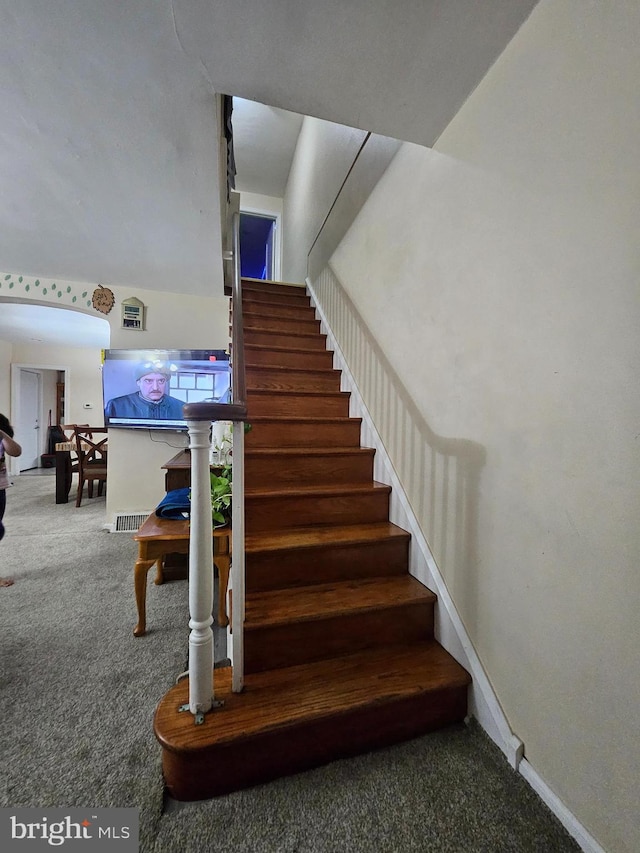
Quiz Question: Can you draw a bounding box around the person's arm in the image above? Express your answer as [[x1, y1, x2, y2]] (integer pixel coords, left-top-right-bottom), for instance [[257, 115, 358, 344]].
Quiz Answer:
[[0, 431, 22, 457]]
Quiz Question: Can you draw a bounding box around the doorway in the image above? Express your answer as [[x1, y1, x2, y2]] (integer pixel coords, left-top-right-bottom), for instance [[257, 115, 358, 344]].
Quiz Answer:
[[239, 212, 279, 280], [10, 364, 69, 475], [17, 369, 41, 470]]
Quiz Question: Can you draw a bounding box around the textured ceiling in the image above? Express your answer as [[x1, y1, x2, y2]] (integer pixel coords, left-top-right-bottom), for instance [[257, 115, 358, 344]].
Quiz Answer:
[[0, 0, 540, 345]]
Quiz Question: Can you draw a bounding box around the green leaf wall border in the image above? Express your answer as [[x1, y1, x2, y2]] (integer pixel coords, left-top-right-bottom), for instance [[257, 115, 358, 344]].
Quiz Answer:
[[0, 272, 94, 309]]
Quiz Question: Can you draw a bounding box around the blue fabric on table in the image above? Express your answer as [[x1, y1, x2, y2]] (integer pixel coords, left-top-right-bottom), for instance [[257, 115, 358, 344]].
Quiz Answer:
[[155, 487, 191, 519]]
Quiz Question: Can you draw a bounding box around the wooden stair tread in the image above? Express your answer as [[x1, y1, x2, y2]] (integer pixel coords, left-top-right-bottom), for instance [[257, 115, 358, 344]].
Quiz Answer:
[[244, 332, 326, 350], [243, 281, 308, 293], [245, 521, 410, 554], [242, 302, 320, 318], [244, 327, 324, 340], [245, 446, 374, 459], [243, 312, 320, 335], [246, 575, 436, 626], [244, 340, 333, 352], [244, 295, 311, 308], [242, 286, 306, 295], [243, 307, 317, 319], [243, 283, 308, 292], [245, 360, 336, 374], [246, 481, 391, 499], [244, 416, 363, 447], [247, 415, 360, 426], [244, 321, 320, 334], [155, 642, 471, 750], [248, 388, 349, 399], [243, 324, 327, 338], [247, 364, 336, 376]]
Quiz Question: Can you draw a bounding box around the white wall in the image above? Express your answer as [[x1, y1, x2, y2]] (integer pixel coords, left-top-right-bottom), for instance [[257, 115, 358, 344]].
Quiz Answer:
[[280, 117, 401, 284], [325, 2, 639, 851], [106, 286, 230, 520], [10, 342, 103, 427], [282, 116, 367, 282], [0, 277, 230, 522], [2, 341, 103, 473], [0, 339, 12, 418], [239, 192, 282, 219], [41, 369, 58, 431]]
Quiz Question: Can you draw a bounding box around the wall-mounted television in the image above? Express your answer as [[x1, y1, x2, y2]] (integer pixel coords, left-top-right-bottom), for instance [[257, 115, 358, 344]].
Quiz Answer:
[[102, 349, 230, 431]]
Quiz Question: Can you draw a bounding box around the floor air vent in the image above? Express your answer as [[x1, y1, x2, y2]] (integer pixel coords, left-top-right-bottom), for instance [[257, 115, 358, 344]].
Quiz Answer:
[[112, 512, 151, 533]]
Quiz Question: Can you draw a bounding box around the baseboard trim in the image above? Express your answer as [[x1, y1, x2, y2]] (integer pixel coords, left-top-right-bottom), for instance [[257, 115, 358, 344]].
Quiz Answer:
[[519, 759, 606, 853]]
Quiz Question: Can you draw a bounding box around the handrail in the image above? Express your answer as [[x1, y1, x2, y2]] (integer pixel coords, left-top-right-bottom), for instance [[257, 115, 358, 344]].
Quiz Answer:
[[183, 211, 248, 718], [305, 131, 401, 283], [305, 132, 371, 270]]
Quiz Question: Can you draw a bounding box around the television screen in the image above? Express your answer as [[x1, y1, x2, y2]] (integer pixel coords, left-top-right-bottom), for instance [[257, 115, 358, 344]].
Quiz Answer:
[[102, 349, 230, 431]]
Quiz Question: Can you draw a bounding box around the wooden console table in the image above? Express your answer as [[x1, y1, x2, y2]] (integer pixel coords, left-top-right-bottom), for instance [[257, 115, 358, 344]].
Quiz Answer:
[[162, 448, 193, 491], [160, 448, 226, 574], [133, 513, 230, 637], [162, 448, 227, 490]]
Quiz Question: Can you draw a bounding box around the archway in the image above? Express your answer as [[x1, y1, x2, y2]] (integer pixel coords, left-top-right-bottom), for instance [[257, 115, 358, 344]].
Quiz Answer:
[[1, 301, 110, 474]]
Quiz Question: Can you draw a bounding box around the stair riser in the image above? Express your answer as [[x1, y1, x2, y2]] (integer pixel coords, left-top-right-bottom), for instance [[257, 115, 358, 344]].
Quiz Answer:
[[245, 452, 374, 488], [247, 367, 341, 393], [245, 315, 321, 335], [242, 290, 310, 308], [242, 281, 307, 298], [246, 489, 390, 532], [161, 685, 468, 801], [244, 329, 328, 350], [246, 393, 350, 418], [245, 420, 362, 448], [246, 538, 410, 592], [246, 347, 334, 370], [242, 301, 317, 321], [244, 603, 434, 674]]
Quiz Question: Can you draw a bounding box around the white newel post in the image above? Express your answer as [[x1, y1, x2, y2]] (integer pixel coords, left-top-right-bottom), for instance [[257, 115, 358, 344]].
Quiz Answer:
[[187, 419, 214, 715]]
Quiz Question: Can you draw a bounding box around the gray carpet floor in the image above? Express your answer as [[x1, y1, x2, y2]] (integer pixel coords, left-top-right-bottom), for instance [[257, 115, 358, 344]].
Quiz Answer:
[[0, 471, 581, 852]]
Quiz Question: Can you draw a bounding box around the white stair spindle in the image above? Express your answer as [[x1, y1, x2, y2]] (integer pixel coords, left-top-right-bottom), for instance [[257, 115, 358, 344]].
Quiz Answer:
[[187, 419, 215, 715], [231, 420, 245, 693]]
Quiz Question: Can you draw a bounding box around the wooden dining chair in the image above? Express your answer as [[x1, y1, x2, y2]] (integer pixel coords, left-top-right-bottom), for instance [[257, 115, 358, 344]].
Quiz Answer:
[[63, 424, 91, 481], [75, 428, 108, 507]]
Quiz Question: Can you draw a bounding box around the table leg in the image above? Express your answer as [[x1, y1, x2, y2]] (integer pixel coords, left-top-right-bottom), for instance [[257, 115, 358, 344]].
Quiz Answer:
[[134, 556, 157, 637], [55, 450, 72, 504]]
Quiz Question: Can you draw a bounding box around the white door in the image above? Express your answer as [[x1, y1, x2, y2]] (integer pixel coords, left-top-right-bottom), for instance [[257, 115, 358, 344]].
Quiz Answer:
[[18, 369, 41, 470]]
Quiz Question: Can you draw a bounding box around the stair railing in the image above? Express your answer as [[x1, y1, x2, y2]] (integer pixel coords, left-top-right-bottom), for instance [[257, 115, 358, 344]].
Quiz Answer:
[[183, 210, 248, 718]]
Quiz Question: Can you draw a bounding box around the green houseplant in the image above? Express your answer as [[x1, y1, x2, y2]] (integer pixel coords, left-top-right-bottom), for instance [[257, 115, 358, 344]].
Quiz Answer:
[[207, 421, 251, 527], [210, 464, 232, 527]]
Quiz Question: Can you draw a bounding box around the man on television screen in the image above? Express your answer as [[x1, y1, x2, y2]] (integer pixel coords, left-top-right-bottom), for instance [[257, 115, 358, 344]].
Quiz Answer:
[[104, 361, 185, 420]]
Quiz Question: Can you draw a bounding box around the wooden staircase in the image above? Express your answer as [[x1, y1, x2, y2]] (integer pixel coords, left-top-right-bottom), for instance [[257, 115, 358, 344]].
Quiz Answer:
[[154, 278, 471, 800]]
